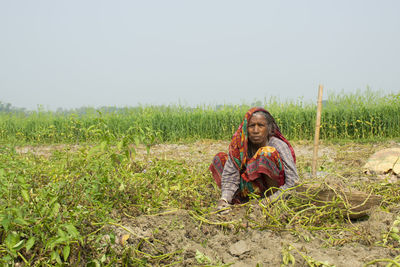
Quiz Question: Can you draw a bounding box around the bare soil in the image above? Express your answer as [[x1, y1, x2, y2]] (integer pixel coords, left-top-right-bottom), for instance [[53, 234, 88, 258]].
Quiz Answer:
[[109, 208, 396, 266]]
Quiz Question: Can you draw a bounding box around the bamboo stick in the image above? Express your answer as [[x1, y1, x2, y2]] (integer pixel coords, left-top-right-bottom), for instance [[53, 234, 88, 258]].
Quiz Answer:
[[312, 85, 324, 177]]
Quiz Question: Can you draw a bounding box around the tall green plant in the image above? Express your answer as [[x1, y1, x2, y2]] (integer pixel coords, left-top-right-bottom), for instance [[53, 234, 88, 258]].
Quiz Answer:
[[0, 90, 399, 144]]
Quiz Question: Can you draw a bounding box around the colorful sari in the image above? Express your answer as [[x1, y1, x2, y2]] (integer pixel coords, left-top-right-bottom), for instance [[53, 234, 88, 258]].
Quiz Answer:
[[209, 107, 296, 203]]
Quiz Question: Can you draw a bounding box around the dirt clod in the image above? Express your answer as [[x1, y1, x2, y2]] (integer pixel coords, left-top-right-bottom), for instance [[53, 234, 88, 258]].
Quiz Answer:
[[229, 240, 251, 257]]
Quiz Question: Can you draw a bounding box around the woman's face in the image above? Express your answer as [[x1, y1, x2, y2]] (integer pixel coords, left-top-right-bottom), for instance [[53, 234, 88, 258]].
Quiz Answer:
[[248, 113, 269, 147]]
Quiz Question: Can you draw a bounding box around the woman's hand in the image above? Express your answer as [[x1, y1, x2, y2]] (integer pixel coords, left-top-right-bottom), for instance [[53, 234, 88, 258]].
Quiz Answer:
[[216, 199, 231, 214]]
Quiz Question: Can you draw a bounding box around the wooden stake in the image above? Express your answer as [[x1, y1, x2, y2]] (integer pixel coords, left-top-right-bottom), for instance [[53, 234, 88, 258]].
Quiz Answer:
[[312, 85, 323, 177]]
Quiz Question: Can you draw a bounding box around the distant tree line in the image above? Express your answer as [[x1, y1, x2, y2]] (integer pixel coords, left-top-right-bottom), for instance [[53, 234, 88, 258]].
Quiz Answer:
[[0, 101, 139, 116], [0, 101, 26, 113]]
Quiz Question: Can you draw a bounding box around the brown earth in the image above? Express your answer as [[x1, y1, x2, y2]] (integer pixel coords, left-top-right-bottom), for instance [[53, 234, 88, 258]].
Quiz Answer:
[[16, 140, 400, 266], [108, 208, 396, 266]]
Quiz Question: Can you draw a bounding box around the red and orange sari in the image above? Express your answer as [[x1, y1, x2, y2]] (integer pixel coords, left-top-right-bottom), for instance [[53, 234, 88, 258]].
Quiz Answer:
[[209, 107, 296, 203]]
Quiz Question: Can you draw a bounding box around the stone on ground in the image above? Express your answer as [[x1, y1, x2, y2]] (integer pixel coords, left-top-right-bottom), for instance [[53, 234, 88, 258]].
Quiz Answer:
[[364, 148, 400, 175]]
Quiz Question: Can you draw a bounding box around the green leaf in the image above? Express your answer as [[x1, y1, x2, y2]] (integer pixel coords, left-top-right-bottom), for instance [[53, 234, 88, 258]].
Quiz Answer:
[[117, 140, 124, 150], [100, 141, 107, 151], [100, 254, 107, 263], [5, 232, 20, 250], [64, 224, 80, 238], [111, 153, 122, 165], [87, 125, 96, 132], [118, 183, 125, 192], [14, 218, 29, 226], [49, 237, 69, 250], [87, 260, 101, 267], [25, 237, 35, 252], [124, 149, 130, 160], [63, 245, 70, 261], [51, 203, 61, 218], [1, 217, 11, 231], [40, 206, 49, 216], [12, 240, 25, 250], [21, 189, 30, 202], [55, 236, 69, 245], [2, 255, 12, 262], [13, 207, 23, 218], [49, 196, 59, 207], [130, 147, 136, 158], [390, 232, 400, 241], [51, 250, 62, 264], [195, 250, 211, 264], [17, 176, 26, 184], [58, 228, 67, 238], [134, 136, 140, 146], [109, 233, 116, 244]]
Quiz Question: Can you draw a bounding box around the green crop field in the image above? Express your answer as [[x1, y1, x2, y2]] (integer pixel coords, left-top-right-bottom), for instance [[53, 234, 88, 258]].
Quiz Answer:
[[1, 91, 400, 266], [1, 91, 399, 145]]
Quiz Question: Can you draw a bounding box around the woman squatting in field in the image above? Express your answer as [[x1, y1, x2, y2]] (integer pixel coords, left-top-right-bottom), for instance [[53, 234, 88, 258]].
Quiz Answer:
[[209, 107, 299, 212]]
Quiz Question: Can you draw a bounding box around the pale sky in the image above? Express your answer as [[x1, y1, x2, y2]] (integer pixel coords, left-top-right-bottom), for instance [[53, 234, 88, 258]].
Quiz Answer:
[[1, 0, 399, 110]]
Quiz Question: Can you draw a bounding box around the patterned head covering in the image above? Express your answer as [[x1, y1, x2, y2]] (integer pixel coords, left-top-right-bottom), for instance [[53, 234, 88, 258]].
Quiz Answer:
[[228, 107, 296, 171]]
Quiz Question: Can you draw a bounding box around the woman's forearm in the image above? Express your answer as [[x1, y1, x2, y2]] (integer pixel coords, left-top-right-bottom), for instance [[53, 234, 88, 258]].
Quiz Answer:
[[221, 157, 240, 203]]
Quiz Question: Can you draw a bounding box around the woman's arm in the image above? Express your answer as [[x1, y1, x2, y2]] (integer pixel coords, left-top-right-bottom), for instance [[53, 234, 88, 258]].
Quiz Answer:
[[220, 156, 241, 203], [268, 138, 299, 201]]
